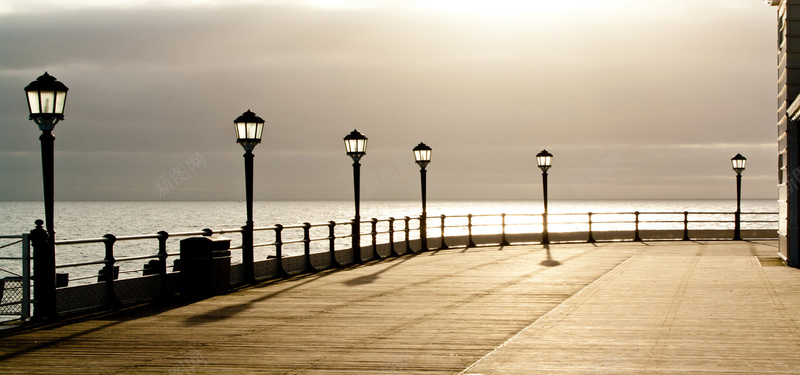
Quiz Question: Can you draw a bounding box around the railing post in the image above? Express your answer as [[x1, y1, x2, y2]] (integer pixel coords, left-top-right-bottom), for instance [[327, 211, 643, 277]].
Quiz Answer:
[[156, 230, 170, 297], [303, 222, 316, 273], [275, 224, 288, 277], [404, 216, 412, 254], [634, 211, 642, 242], [419, 215, 428, 251], [352, 219, 362, 264], [328, 221, 341, 268], [30, 219, 56, 321], [371, 218, 381, 261], [683, 211, 690, 241], [467, 214, 476, 248], [241, 224, 254, 283], [102, 234, 121, 309], [21, 233, 31, 320], [734, 173, 742, 240], [500, 213, 511, 246], [588, 212, 596, 243], [389, 217, 400, 257], [439, 215, 449, 249]]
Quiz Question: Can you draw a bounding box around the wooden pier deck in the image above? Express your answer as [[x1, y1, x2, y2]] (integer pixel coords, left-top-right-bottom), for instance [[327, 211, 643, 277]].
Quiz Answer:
[[1, 240, 799, 374]]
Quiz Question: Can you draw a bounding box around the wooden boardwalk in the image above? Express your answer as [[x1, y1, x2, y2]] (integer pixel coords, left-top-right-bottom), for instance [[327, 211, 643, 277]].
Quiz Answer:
[[0, 240, 799, 374]]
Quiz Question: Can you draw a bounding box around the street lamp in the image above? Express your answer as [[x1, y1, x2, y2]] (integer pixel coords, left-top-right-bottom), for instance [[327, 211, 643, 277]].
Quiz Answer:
[[537, 149, 553, 245], [25, 72, 68, 320], [234, 109, 265, 282], [344, 129, 367, 263], [413, 142, 431, 251], [25, 72, 68, 240], [731, 153, 746, 241]]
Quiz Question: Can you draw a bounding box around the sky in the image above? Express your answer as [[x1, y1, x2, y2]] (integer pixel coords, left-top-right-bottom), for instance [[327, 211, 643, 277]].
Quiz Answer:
[[0, 0, 781, 201]]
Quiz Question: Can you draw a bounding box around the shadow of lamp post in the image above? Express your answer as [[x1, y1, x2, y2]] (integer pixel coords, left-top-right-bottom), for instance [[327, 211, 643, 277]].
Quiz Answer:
[[731, 153, 746, 241], [234, 110, 265, 283], [413, 142, 431, 251], [537, 149, 553, 245], [344, 130, 367, 264], [25, 72, 68, 320]]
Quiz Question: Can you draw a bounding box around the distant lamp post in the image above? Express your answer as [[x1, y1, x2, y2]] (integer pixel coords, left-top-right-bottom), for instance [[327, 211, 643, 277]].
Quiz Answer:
[[344, 129, 367, 263], [25, 72, 68, 320], [234, 109, 265, 282], [731, 153, 746, 241], [536, 149, 553, 245], [413, 142, 432, 251]]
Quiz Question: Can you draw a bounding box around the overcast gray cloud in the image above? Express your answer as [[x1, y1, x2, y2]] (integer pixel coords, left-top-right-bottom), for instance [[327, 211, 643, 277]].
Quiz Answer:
[[0, 0, 779, 201]]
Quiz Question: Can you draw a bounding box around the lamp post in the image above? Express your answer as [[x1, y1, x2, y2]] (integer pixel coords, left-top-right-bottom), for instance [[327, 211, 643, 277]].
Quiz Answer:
[[234, 109, 265, 283], [25, 72, 68, 320], [413, 142, 431, 251], [537, 149, 553, 245], [731, 153, 746, 241], [344, 130, 367, 264]]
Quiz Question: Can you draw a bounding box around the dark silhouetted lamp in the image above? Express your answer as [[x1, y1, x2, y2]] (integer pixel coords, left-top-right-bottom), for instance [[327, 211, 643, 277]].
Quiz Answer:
[[344, 130, 367, 262], [413, 142, 432, 251], [234, 109, 265, 282], [537, 149, 553, 244], [235, 109, 265, 151], [25, 72, 68, 321], [731, 153, 746, 240]]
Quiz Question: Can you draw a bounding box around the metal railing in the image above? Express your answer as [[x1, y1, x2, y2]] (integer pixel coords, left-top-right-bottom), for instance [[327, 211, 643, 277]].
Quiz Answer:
[[44, 210, 777, 285], [0, 234, 31, 321], [12, 210, 778, 318]]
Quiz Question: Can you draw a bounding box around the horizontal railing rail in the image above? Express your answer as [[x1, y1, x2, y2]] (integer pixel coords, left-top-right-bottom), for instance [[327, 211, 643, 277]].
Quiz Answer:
[[41, 210, 778, 287], [12, 209, 775, 318]]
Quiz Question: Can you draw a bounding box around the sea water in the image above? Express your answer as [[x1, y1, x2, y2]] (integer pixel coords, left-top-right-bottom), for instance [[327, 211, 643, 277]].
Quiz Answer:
[[0, 199, 777, 238]]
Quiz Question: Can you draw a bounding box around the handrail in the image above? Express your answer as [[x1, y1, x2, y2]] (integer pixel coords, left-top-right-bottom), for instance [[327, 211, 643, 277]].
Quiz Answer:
[[33, 210, 777, 288]]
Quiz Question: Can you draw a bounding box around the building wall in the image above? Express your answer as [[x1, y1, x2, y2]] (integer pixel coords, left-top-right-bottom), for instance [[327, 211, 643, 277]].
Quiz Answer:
[[776, 0, 800, 266]]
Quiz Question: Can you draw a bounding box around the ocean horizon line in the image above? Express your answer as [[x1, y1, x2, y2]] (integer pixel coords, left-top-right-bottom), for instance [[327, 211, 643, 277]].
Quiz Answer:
[[0, 198, 780, 203]]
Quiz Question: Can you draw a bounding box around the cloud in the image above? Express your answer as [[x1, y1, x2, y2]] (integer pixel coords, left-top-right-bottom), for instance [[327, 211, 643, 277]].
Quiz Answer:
[[0, 1, 780, 201]]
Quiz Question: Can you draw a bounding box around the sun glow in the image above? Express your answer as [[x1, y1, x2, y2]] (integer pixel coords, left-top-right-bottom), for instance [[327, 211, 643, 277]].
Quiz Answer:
[[408, 0, 631, 18], [0, 0, 639, 16]]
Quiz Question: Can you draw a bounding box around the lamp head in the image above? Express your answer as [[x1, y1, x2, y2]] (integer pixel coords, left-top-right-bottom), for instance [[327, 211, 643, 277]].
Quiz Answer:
[[234, 109, 265, 151], [25, 72, 68, 131], [344, 129, 368, 162], [413, 142, 432, 169], [536, 149, 553, 172]]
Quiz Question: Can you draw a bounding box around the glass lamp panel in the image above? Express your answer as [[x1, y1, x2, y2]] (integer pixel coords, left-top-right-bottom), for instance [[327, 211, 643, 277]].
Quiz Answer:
[[39, 91, 56, 113], [255, 122, 264, 140], [537, 155, 552, 168], [27, 91, 40, 115], [415, 149, 431, 162], [346, 138, 366, 154], [731, 154, 746, 171], [245, 123, 256, 139], [357, 138, 367, 153], [54, 91, 67, 114], [236, 122, 246, 140]]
